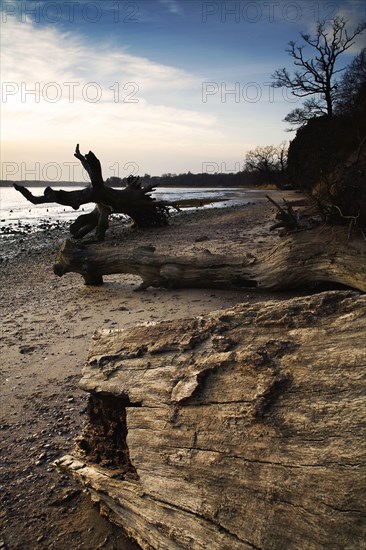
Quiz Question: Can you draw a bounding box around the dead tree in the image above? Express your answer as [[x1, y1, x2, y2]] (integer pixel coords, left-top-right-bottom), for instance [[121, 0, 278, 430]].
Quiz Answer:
[[53, 226, 366, 291], [14, 145, 173, 240], [55, 291, 366, 549]]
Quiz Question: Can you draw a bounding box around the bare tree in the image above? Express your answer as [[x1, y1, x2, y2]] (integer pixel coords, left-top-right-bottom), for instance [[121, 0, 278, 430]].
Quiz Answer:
[[272, 17, 366, 127], [335, 47, 366, 114], [245, 143, 288, 185]]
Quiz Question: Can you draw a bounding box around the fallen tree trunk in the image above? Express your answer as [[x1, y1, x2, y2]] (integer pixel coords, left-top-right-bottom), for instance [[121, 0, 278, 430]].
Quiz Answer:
[[55, 291, 366, 549], [53, 226, 366, 291], [14, 145, 173, 240]]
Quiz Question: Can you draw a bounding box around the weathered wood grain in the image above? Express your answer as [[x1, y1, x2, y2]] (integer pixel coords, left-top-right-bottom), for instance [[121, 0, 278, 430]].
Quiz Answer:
[[54, 226, 366, 291], [56, 291, 366, 549]]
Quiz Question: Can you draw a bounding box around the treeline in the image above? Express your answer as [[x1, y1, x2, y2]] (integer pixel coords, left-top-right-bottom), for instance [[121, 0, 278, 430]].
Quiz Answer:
[[105, 169, 280, 189], [1, 169, 282, 190]]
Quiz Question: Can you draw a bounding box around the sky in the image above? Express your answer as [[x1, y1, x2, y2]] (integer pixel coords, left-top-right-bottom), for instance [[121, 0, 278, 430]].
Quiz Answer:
[[1, 0, 365, 180]]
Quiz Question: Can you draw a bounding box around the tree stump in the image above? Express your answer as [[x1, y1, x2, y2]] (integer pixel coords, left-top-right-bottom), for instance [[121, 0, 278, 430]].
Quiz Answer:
[[55, 291, 366, 549]]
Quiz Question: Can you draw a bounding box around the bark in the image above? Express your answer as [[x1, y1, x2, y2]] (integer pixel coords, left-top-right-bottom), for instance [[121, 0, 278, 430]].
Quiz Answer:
[[55, 290, 366, 549], [53, 226, 366, 292], [14, 145, 173, 240]]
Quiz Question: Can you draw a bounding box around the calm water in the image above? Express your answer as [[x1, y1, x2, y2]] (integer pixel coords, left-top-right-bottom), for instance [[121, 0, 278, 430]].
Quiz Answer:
[[0, 185, 260, 233]]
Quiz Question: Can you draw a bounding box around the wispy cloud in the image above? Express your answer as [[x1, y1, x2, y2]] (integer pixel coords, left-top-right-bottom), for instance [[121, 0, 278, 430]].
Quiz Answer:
[[297, 0, 365, 54], [2, 2, 334, 176], [159, 0, 183, 16], [1, 16, 226, 176]]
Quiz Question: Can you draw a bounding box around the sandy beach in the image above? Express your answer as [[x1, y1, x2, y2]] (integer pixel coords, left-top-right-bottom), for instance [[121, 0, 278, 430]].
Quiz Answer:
[[0, 191, 301, 549]]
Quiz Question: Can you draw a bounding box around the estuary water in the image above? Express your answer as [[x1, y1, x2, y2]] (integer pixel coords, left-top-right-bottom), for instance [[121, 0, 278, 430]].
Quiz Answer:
[[0, 186, 261, 234]]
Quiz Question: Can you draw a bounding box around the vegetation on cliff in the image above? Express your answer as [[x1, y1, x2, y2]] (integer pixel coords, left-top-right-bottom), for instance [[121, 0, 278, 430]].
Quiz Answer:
[[274, 18, 366, 231]]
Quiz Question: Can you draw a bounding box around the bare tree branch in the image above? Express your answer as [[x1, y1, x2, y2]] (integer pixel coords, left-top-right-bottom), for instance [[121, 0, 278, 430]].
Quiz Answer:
[[272, 17, 366, 126]]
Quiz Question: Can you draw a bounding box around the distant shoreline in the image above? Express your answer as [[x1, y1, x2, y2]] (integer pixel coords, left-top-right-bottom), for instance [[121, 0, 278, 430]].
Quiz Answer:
[[0, 180, 277, 190]]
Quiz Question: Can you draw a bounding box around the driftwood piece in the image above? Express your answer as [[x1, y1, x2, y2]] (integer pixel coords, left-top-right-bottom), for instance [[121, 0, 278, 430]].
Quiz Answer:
[[54, 226, 366, 291], [55, 291, 366, 549], [14, 145, 173, 240]]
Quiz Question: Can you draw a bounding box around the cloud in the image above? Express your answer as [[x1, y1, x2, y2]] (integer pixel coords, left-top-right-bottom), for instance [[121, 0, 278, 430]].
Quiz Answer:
[[1, 7, 302, 177], [298, 0, 365, 55], [1, 16, 198, 93], [159, 0, 183, 16], [1, 15, 228, 176]]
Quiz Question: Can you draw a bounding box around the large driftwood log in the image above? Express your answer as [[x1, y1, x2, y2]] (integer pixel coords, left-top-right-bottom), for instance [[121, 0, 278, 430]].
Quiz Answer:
[[54, 226, 366, 291], [14, 145, 173, 240], [56, 291, 366, 549]]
